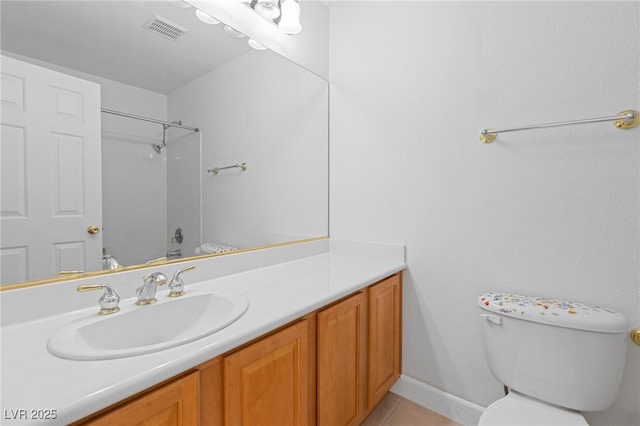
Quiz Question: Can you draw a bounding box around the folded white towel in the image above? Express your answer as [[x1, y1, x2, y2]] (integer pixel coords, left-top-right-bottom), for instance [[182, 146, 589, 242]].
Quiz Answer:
[[194, 242, 239, 255]]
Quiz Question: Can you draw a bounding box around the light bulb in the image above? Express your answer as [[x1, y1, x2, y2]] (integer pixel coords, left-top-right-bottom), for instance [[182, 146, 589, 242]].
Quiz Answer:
[[195, 9, 220, 25], [248, 39, 267, 50], [279, 0, 301, 34], [255, 0, 281, 20]]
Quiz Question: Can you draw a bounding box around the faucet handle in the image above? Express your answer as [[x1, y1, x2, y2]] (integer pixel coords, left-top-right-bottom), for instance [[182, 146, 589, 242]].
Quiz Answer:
[[141, 272, 168, 285], [77, 284, 120, 315], [169, 265, 196, 298], [136, 272, 168, 305]]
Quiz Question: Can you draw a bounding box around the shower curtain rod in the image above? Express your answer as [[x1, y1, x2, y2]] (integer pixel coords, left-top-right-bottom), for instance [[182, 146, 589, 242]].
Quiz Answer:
[[100, 108, 199, 132]]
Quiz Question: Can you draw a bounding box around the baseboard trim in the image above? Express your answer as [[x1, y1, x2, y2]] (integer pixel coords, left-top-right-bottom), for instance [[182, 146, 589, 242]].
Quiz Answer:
[[390, 374, 485, 425]]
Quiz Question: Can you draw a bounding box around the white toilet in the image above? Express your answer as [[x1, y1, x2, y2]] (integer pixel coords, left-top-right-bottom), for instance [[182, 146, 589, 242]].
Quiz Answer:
[[477, 292, 629, 425]]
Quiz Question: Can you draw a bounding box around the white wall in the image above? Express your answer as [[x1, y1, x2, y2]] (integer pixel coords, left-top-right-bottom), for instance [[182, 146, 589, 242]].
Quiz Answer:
[[169, 49, 329, 250], [329, 2, 639, 425]]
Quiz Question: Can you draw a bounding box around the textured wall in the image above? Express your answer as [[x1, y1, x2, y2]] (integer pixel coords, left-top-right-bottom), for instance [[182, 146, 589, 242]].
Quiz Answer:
[[329, 2, 639, 424]]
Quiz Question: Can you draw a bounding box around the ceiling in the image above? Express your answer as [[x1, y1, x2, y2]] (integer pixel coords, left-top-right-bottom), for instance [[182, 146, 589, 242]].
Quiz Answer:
[[0, 1, 254, 94], [319, 0, 346, 7]]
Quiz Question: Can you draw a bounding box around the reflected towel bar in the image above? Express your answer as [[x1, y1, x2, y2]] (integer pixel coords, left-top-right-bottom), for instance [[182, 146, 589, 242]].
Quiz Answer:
[[479, 109, 639, 143], [207, 162, 248, 175]]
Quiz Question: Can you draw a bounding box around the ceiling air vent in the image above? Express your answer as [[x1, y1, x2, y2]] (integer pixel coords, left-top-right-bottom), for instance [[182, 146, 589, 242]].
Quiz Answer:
[[143, 15, 187, 41]]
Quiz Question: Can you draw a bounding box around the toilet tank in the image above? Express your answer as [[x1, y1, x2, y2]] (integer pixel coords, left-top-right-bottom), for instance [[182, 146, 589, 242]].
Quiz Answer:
[[478, 292, 628, 412]]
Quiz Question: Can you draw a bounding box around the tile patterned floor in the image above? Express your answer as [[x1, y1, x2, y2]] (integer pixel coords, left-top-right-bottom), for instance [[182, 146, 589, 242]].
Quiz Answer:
[[361, 392, 461, 426]]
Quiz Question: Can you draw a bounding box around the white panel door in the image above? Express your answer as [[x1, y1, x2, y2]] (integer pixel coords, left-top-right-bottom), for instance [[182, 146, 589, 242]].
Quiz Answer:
[[0, 55, 102, 285]]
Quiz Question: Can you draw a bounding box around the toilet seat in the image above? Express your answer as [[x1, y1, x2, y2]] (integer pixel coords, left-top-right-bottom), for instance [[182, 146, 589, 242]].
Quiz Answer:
[[478, 391, 589, 426]]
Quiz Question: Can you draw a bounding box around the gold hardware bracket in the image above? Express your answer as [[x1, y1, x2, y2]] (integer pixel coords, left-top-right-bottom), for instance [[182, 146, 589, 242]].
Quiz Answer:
[[615, 110, 640, 129], [135, 298, 157, 306], [59, 270, 86, 277], [479, 130, 497, 144], [87, 225, 100, 235], [77, 284, 104, 292], [631, 328, 640, 346], [168, 290, 185, 298]]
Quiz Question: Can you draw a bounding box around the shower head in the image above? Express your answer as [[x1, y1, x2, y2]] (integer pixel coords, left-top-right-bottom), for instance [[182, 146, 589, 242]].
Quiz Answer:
[[151, 143, 164, 154], [151, 124, 170, 154]]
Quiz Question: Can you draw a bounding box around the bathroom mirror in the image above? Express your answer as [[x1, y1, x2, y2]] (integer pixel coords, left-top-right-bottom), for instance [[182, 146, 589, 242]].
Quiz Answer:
[[0, 0, 329, 287]]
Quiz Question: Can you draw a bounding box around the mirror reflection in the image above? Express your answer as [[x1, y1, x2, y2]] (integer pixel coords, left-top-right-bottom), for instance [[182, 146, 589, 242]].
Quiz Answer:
[[0, 0, 329, 287]]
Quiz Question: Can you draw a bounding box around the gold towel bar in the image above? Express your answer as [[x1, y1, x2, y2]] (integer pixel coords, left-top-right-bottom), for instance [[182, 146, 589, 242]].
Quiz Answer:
[[207, 162, 248, 175], [479, 109, 640, 143]]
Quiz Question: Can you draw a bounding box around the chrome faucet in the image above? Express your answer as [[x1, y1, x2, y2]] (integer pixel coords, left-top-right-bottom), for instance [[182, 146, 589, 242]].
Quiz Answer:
[[168, 265, 196, 297], [166, 249, 182, 259], [102, 254, 123, 270], [136, 272, 168, 305], [77, 284, 120, 315]]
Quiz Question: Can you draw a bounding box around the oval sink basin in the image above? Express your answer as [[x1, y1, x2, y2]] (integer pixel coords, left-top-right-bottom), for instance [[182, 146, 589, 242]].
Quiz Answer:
[[48, 290, 249, 360]]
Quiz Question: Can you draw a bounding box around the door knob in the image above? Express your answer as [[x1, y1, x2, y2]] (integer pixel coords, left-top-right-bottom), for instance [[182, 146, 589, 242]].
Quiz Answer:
[[87, 225, 101, 235]]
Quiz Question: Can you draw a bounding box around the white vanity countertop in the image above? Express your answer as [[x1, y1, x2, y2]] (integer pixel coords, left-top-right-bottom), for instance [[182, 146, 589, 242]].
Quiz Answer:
[[1, 242, 406, 425]]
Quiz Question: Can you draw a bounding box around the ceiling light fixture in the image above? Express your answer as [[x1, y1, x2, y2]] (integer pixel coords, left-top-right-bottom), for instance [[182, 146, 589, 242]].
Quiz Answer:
[[246, 0, 302, 34], [195, 9, 220, 25], [248, 39, 267, 50], [278, 0, 301, 34], [254, 0, 281, 20]]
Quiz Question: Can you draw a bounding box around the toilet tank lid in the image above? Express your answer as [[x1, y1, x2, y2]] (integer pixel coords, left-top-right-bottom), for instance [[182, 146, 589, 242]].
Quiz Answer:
[[478, 292, 628, 333]]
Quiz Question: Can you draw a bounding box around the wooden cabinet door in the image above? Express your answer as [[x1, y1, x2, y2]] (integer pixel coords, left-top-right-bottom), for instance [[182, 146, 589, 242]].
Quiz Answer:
[[367, 273, 402, 410], [225, 319, 310, 426], [317, 292, 367, 426], [80, 372, 199, 426]]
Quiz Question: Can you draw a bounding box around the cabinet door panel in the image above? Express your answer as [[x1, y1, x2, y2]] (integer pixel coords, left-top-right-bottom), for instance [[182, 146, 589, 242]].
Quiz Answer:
[[317, 292, 366, 426], [368, 274, 402, 409], [225, 319, 310, 426], [81, 372, 199, 426]]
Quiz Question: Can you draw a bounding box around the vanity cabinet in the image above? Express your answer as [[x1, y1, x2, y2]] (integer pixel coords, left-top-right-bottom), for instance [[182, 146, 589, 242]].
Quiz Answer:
[[74, 273, 402, 426], [76, 371, 200, 426]]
